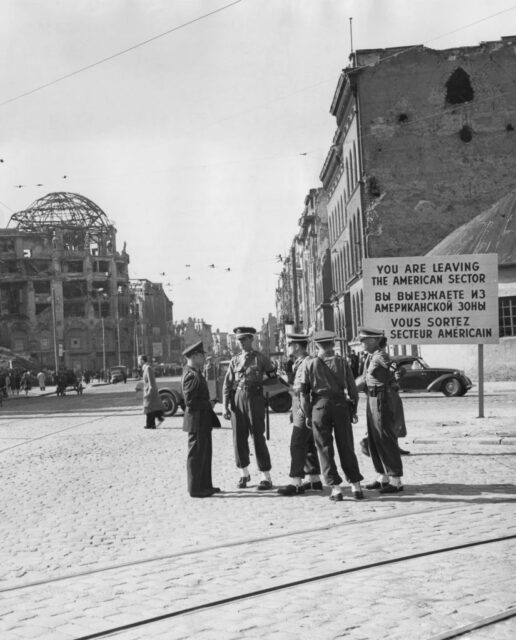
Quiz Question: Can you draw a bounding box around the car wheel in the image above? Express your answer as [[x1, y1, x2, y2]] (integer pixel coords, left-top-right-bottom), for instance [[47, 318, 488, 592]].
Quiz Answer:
[[442, 377, 463, 397], [159, 390, 178, 416], [267, 392, 292, 413]]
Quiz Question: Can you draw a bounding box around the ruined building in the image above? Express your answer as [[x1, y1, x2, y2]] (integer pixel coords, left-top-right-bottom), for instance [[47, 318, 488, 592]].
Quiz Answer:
[[0, 192, 131, 372], [320, 35, 516, 347], [130, 279, 173, 364]]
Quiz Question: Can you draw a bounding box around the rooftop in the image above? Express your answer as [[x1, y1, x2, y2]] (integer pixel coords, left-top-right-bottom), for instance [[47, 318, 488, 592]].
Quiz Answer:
[[428, 190, 516, 265]]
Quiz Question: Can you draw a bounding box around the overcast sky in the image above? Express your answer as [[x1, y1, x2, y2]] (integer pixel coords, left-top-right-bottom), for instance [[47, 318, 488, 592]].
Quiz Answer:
[[1, 0, 514, 332]]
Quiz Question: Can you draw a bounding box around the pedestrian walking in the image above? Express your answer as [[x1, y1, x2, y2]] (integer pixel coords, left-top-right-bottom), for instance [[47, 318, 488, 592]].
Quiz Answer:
[[222, 326, 276, 490], [359, 327, 404, 494], [181, 341, 221, 498], [20, 370, 31, 395], [300, 331, 364, 502], [277, 333, 322, 496], [37, 370, 46, 391], [139, 355, 164, 429], [5, 371, 11, 396]]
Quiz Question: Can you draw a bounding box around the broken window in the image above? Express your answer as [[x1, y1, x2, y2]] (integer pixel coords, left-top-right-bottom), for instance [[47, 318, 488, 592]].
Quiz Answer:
[[66, 261, 84, 273], [34, 280, 51, 294], [26, 260, 52, 276], [36, 303, 51, 316], [0, 260, 19, 274], [0, 239, 15, 252], [445, 68, 474, 105], [63, 280, 87, 299], [1, 285, 23, 314], [64, 302, 85, 317]]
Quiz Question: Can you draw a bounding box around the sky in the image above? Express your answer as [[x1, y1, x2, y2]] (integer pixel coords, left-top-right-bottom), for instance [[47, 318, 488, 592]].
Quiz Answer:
[[1, 0, 515, 333]]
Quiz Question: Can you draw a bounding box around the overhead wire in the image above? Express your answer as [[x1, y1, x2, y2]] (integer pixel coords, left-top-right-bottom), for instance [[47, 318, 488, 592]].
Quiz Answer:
[[0, 0, 245, 108]]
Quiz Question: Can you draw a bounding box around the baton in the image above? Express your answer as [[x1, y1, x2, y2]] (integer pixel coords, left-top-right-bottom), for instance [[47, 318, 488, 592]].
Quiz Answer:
[[265, 392, 270, 440]]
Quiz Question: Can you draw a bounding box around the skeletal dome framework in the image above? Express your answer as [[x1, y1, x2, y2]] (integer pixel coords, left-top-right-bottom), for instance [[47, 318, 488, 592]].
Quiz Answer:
[[8, 192, 112, 231]]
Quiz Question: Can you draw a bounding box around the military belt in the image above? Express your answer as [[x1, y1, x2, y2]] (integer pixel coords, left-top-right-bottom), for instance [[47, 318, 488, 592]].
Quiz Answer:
[[312, 391, 347, 400], [366, 385, 385, 397], [236, 384, 263, 393]]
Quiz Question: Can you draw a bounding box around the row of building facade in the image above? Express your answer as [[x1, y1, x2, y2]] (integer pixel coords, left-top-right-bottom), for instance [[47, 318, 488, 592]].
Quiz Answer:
[[275, 35, 516, 371]]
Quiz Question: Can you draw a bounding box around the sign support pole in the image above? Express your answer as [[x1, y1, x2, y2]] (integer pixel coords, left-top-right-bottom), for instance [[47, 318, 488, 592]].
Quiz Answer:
[[477, 344, 484, 418]]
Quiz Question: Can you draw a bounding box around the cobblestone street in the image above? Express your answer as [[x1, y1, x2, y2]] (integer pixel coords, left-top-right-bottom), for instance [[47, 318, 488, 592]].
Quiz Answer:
[[1, 381, 515, 639]]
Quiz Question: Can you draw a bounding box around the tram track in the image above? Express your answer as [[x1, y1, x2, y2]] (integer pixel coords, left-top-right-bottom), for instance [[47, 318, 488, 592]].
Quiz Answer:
[[428, 606, 516, 639], [0, 503, 465, 593], [68, 533, 516, 640], [0, 415, 107, 453]]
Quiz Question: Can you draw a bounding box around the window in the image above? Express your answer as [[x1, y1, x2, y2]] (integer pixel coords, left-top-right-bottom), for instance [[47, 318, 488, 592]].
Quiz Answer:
[[64, 302, 85, 317], [353, 142, 358, 185], [34, 281, 51, 294], [499, 296, 516, 337], [445, 68, 474, 105]]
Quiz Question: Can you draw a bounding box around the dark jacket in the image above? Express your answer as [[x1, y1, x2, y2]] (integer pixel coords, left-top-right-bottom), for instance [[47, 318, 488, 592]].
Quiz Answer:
[[181, 365, 220, 433]]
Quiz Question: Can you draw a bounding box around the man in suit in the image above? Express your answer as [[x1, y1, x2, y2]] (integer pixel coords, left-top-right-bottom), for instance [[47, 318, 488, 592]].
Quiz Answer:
[[182, 341, 221, 498]]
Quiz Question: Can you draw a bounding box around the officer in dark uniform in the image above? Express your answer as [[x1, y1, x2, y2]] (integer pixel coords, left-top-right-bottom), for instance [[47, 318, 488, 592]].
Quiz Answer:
[[359, 327, 404, 494], [182, 341, 221, 498], [300, 330, 364, 501], [222, 327, 276, 490], [277, 332, 322, 496]]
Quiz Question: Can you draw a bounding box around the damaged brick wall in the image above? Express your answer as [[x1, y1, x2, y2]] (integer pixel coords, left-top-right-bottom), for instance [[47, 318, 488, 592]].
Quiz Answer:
[[356, 37, 516, 258]]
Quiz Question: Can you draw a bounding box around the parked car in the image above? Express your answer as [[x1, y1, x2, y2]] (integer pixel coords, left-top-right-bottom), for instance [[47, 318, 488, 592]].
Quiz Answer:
[[155, 359, 292, 417], [392, 355, 472, 397], [109, 365, 127, 384]]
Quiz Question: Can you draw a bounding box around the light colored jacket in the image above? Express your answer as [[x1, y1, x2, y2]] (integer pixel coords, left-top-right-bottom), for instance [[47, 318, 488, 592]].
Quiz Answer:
[[142, 364, 163, 414]]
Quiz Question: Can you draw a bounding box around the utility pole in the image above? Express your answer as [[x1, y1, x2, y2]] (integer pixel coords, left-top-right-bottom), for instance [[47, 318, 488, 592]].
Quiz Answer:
[[51, 288, 59, 372]]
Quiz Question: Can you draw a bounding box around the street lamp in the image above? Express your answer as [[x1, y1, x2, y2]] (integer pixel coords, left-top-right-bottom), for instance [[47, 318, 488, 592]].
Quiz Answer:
[[93, 289, 107, 379]]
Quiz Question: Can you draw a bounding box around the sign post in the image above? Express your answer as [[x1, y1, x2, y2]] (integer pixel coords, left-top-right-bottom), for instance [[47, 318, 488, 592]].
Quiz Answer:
[[362, 254, 499, 415]]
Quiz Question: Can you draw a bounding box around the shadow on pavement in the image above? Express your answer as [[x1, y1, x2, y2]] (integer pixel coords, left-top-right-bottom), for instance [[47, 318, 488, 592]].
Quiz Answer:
[[410, 451, 516, 456], [367, 482, 516, 504]]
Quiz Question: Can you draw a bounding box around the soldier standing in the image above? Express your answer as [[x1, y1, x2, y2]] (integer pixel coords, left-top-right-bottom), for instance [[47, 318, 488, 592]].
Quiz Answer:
[[181, 341, 221, 498], [300, 331, 364, 501], [222, 327, 276, 490], [359, 328, 404, 494], [277, 333, 322, 496]]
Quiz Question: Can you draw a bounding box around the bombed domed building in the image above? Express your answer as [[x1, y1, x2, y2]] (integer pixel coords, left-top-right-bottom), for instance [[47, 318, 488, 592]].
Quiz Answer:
[[0, 192, 132, 373]]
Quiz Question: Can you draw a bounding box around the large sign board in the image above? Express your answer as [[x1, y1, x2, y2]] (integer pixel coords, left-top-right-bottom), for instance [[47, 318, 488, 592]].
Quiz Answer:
[[362, 254, 499, 344]]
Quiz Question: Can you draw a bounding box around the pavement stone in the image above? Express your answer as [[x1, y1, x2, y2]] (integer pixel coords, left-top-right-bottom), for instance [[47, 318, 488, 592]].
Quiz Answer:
[[0, 382, 515, 639]]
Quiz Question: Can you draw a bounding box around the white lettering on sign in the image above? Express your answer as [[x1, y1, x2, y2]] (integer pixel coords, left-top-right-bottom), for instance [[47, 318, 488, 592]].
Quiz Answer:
[[362, 254, 499, 345]]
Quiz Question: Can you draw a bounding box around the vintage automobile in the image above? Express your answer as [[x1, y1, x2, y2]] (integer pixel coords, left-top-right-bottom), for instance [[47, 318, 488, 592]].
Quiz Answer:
[[156, 359, 292, 417], [109, 365, 127, 384], [392, 355, 473, 397]]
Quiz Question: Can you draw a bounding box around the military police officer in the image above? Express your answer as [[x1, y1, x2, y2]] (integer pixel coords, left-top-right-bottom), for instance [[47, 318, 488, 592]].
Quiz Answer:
[[359, 327, 404, 494], [300, 331, 364, 501], [222, 327, 276, 490], [277, 332, 322, 496], [182, 341, 221, 498]]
